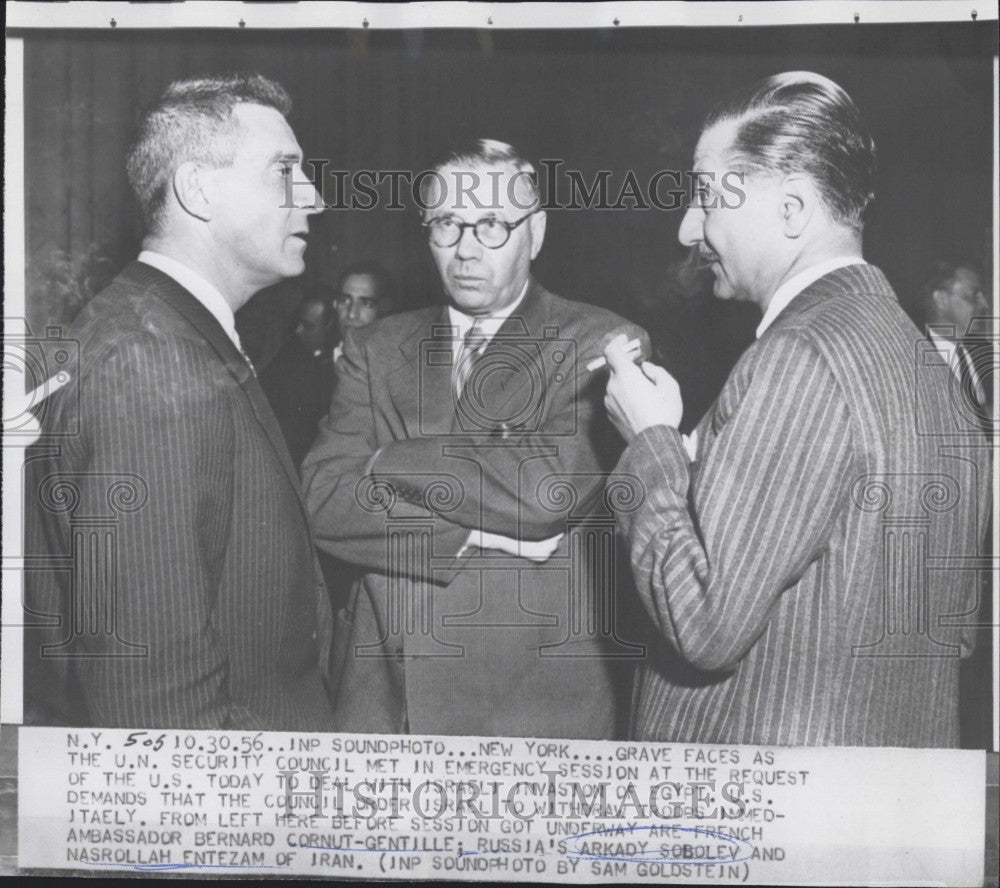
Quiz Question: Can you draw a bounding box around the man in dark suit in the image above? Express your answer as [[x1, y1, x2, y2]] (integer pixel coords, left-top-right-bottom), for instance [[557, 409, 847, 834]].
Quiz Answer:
[[24, 74, 336, 730], [261, 264, 393, 469], [919, 259, 992, 429], [331, 261, 393, 364], [602, 72, 991, 746], [260, 284, 340, 469], [302, 140, 648, 738], [916, 259, 994, 749]]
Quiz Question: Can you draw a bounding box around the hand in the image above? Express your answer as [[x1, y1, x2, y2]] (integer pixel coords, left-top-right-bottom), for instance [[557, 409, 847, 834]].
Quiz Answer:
[[2, 389, 42, 446], [477, 530, 565, 563], [603, 333, 682, 442]]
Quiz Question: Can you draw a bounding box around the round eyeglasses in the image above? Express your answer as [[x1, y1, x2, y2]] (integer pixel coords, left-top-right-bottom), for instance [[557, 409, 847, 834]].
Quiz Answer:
[[422, 209, 540, 249]]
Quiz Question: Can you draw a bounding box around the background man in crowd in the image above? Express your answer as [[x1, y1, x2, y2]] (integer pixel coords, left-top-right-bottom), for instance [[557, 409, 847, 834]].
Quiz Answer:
[[602, 72, 991, 746], [262, 263, 392, 468], [261, 283, 340, 468], [332, 260, 392, 363], [24, 74, 336, 730], [303, 139, 648, 738], [916, 258, 994, 748], [262, 263, 393, 613], [919, 258, 992, 426]]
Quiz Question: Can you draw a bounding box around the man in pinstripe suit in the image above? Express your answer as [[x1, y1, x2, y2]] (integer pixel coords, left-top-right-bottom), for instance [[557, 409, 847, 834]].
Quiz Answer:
[[24, 74, 337, 729], [602, 72, 991, 746]]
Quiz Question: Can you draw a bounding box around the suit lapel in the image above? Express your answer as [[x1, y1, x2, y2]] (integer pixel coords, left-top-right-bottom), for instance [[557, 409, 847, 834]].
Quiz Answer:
[[128, 262, 305, 499], [388, 306, 456, 437], [383, 281, 555, 438]]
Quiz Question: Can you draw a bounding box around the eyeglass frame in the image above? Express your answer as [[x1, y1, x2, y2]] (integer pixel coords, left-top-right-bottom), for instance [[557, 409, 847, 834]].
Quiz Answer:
[[421, 208, 541, 250]]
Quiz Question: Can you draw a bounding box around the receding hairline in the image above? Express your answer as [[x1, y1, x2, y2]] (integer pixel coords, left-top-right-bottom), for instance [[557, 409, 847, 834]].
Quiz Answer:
[[692, 119, 743, 166], [226, 101, 302, 158], [420, 160, 541, 214]]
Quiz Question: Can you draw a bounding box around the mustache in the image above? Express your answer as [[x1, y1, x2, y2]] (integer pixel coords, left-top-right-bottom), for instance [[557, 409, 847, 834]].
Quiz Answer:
[[684, 246, 718, 272]]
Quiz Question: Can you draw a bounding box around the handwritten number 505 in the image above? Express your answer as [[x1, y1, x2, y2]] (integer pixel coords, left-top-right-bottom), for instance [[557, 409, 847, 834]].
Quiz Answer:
[[123, 731, 167, 752]]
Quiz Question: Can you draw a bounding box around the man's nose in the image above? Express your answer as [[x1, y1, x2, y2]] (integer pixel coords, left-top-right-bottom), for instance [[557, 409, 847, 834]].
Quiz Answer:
[[677, 206, 703, 247], [454, 225, 482, 260], [347, 300, 361, 320], [293, 164, 324, 215]]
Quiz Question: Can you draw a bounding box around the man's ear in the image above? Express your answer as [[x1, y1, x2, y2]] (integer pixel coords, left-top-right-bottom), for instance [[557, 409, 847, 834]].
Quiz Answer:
[[778, 174, 816, 239], [172, 161, 213, 222], [931, 287, 950, 313], [528, 209, 547, 260]]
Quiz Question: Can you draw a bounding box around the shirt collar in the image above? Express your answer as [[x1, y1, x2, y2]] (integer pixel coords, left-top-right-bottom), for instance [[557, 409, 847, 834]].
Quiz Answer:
[[447, 278, 530, 351], [138, 250, 242, 350], [927, 326, 957, 361], [756, 256, 866, 339]]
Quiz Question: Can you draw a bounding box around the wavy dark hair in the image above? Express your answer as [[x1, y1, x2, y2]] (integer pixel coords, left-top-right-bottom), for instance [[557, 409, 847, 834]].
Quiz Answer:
[[704, 71, 876, 231]]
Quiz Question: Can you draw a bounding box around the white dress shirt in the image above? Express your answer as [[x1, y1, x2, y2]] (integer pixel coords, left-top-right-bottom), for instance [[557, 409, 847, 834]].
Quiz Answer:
[[446, 278, 530, 358], [138, 250, 244, 352], [928, 327, 988, 407], [756, 255, 867, 339], [686, 256, 866, 464]]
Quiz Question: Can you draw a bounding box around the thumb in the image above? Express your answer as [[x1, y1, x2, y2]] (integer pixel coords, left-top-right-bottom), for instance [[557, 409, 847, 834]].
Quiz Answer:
[[641, 362, 672, 386], [604, 333, 635, 373]]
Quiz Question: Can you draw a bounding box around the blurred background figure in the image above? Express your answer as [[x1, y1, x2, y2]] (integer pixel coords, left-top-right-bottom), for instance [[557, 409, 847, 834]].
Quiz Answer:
[[261, 261, 394, 614], [916, 258, 994, 750], [332, 260, 394, 361], [918, 258, 992, 426], [28, 243, 120, 327], [260, 282, 340, 469], [261, 261, 395, 468]]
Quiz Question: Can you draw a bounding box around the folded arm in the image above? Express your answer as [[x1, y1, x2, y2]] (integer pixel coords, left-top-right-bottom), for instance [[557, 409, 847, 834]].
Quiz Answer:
[[369, 324, 650, 538], [302, 330, 475, 579], [304, 323, 647, 570]]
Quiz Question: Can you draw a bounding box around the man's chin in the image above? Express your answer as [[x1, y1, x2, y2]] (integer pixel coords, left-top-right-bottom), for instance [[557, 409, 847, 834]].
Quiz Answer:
[[711, 277, 735, 300], [446, 286, 494, 312], [282, 257, 307, 278]]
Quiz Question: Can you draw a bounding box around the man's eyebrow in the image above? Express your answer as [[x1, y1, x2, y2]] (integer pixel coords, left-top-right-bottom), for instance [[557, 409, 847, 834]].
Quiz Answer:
[[270, 151, 303, 165]]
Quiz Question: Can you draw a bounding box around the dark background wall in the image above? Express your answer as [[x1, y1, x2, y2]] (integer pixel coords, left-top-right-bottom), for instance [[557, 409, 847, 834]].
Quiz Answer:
[[20, 23, 996, 423]]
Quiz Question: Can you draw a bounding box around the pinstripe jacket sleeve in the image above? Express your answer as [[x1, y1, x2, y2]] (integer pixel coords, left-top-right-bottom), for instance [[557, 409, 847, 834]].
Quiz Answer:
[[615, 331, 854, 672], [70, 330, 237, 726]]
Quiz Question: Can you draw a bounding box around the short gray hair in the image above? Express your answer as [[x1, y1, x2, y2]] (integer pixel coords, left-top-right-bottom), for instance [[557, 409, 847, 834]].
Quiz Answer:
[[419, 138, 539, 213], [126, 73, 292, 234]]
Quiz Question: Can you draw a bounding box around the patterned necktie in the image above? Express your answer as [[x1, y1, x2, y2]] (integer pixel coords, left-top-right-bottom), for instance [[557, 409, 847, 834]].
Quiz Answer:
[[453, 320, 488, 401], [233, 331, 256, 376], [956, 340, 989, 413], [241, 349, 257, 377]]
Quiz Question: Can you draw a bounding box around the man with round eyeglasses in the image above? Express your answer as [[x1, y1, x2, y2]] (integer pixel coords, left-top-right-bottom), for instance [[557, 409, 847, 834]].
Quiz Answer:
[[422, 208, 541, 250], [303, 139, 649, 738]]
